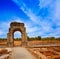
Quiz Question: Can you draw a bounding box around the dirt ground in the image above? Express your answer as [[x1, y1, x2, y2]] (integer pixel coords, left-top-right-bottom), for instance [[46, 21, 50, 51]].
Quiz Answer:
[[0, 40, 60, 59], [27, 47, 60, 59], [0, 47, 37, 59], [0, 40, 60, 46]]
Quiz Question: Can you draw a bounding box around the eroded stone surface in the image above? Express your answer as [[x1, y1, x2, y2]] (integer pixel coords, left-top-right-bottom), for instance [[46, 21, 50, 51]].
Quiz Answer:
[[7, 22, 27, 47]]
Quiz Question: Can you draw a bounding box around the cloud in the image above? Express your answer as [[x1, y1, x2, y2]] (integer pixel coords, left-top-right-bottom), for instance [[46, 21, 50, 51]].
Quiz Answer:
[[14, 31, 21, 38], [0, 30, 3, 35], [26, 26, 41, 33], [53, 0, 60, 20], [0, 17, 24, 38], [51, 0, 60, 27], [11, 17, 24, 23], [39, 0, 53, 8], [12, 0, 60, 37], [46, 28, 60, 38], [20, 2, 54, 32], [0, 0, 60, 38], [0, 21, 10, 38]]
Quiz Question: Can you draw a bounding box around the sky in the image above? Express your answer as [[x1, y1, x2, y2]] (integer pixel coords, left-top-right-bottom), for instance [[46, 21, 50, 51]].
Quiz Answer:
[[0, 0, 60, 38]]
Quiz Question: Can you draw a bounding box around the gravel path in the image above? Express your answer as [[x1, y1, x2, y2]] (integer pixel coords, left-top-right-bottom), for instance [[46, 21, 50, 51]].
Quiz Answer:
[[11, 47, 37, 59]]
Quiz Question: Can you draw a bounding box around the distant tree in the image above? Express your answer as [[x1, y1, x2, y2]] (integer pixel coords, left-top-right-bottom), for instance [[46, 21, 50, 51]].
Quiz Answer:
[[49, 37, 55, 40], [27, 36, 29, 40], [56, 37, 60, 40], [37, 36, 41, 40]]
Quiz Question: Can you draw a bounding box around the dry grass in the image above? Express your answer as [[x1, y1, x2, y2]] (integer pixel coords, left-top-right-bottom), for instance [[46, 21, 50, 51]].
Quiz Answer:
[[0, 40, 60, 47], [28, 40, 60, 45]]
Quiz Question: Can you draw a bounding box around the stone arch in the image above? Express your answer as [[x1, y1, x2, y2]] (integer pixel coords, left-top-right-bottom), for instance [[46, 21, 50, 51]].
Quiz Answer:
[[7, 22, 27, 47]]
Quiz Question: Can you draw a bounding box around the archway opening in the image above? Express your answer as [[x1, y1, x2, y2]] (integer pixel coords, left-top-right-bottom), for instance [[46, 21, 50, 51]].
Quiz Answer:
[[14, 31, 22, 46]]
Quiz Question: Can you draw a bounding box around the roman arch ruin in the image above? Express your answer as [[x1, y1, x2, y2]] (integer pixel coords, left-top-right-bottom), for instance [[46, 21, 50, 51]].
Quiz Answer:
[[7, 22, 27, 47]]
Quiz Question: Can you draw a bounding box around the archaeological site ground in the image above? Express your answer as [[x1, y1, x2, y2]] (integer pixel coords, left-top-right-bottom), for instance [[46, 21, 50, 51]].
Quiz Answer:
[[0, 22, 60, 59]]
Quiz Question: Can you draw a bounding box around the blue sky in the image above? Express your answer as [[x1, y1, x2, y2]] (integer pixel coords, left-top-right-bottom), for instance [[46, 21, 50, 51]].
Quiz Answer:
[[0, 0, 60, 38]]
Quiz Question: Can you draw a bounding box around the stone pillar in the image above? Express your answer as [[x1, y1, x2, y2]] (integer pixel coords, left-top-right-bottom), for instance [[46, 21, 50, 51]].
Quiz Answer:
[[22, 29, 27, 47], [9, 32, 14, 47], [7, 33, 10, 46], [7, 28, 14, 47]]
